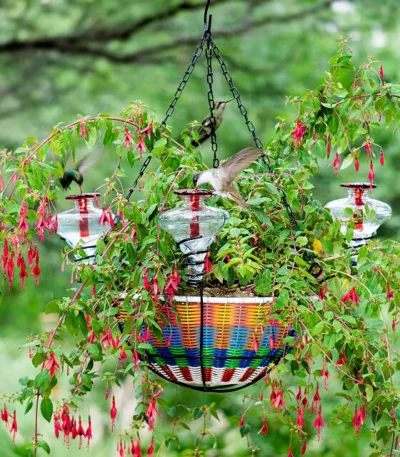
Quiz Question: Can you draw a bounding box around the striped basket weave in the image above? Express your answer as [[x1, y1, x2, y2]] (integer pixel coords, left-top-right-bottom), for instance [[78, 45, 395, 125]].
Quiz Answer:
[[126, 296, 298, 392]]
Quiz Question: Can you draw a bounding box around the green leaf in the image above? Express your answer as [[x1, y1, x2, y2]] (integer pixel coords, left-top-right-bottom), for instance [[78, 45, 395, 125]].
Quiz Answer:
[[365, 385, 374, 402], [40, 397, 53, 423], [296, 236, 308, 247], [340, 154, 354, 170], [25, 400, 33, 415], [37, 440, 51, 454], [34, 370, 50, 389], [44, 300, 59, 315], [240, 424, 251, 438]]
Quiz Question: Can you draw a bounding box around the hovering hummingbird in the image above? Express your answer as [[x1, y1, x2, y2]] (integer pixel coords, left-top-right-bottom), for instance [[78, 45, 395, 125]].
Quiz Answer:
[[193, 147, 261, 209], [59, 153, 98, 194], [191, 99, 234, 147]]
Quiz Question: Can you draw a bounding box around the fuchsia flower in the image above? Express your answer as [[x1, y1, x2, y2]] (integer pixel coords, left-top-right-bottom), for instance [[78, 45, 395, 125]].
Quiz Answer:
[[368, 161, 375, 190], [77, 417, 85, 448], [54, 413, 62, 438], [341, 287, 361, 305], [7, 252, 15, 289], [118, 440, 125, 457], [387, 283, 394, 299], [379, 64, 384, 79], [45, 352, 60, 379], [147, 438, 155, 456], [86, 417, 93, 446], [380, 149, 385, 166], [110, 396, 117, 430], [99, 207, 108, 226], [18, 201, 29, 238], [301, 440, 307, 455], [292, 119, 307, 148], [164, 266, 181, 302], [35, 197, 50, 242], [17, 253, 28, 289], [131, 437, 143, 457], [239, 414, 245, 428], [352, 406, 366, 435], [204, 252, 212, 273], [152, 276, 160, 303], [258, 417, 268, 436], [336, 349, 347, 366], [10, 410, 17, 443], [79, 120, 88, 139], [287, 447, 295, 457], [364, 140, 374, 157], [2, 239, 8, 273], [273, 389, 286, 413], [1, 404, 9, 425], [296, 407, 305, 434], [311, 385, 321, 414], [314, 408, 325, 440], [352, 78, 358, 90], [333, 152, 340, 178], [143, 268, 150, 290], [354, 156, 360, 172], [146, 396, 160, 431], [318, 284, 328, 300], [130, 226, 137, 245], [321, 358, 330, 391], [141, 120, 154, 141], [123, 125, 134, 149], [135, 134, 147, 159]]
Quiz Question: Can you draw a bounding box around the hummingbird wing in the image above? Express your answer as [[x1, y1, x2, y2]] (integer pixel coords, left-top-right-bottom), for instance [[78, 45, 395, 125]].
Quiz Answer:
[[223, 184, 251, 209], [219, 147, 261, 181], [74, 151, 99, 174]]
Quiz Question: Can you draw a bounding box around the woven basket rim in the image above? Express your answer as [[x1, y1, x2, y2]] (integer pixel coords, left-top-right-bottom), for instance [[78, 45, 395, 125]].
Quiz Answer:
[[173, 296, 274, 304]]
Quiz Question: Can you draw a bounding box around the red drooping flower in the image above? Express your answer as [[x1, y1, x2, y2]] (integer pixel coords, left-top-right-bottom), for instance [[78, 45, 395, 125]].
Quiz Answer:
[[359, 405, 366, 425], [321, 358, 330, 391], [379, 64, 384, 79], [314, 408, 325, 440], [135, 134, 147, 159], [35, 198, 49, 242], [368, 160, 375, 191], [387, 283, 394, 299], [54, 413, 62, 438], [152, 276, 160, 303], [79, 120, 88, 139], [327, 132, 331, 157], [130, 226, 137, 245], [7, 251, 15, 289], [105, 388, 109, 400], [311, 385, 321, 414], [110, 396, 117, 430], [45, 353, 61, 379], [123, 125, 135, 149], [1, 404, 9, 425], [380, 149, 385, 166], [131, 436, 143, 457], [204, 252, 212, 273], [141, 120, 154, 141], [354, 155, 360, 172], [164, 266, 181, 302], [77, 417, 86, 448], [53, 214, 58, 234], [99, 207, 108, 226], [336, 349, 347, 366], [17, 253, 29, 289], [292, 119, 307, 148], [301, 439, 307, 455], [118, 440, 125, 457], [333, 152, 340, 178], [352, 78, 358, 90], [2, 239, 8, 273], [9, 410, 18, 443], [296, 407, 305, 434], [239, 414, 245, 428], [296, 387, 303, 403], [132, 348, 140, 368], [341, 287, 361, 305], [147, 437, 155, 456], [119, 346, 128, 364], [318, 284, 328, 300], [364, 140, 374, 157], [18, 201, 29, 238], [146, 397, 159, 431], [258, 417, 268, 436], [273, 389, 286, 413], [352, 407, 361, 435], [287, 447, 294, 457], [101, 326, 118, 349], [143, 268, 150, 290]]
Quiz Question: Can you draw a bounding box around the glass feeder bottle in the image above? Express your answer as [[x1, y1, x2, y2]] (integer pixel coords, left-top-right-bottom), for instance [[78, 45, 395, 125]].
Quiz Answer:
[[159, 190, 229, 285], [325, 183, 392, 247], [56, 193, 112, 263]]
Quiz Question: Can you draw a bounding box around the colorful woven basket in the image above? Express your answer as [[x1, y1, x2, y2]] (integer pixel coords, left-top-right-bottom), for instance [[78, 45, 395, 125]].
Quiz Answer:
[[128, 295, 298, 392]]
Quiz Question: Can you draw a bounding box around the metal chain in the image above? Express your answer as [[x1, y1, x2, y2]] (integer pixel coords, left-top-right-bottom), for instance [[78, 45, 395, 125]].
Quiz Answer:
[[125, 34, 207, 202], [210, 38, 300, 232], [161, 34, 208, 128], [205, 33, 219, 168]]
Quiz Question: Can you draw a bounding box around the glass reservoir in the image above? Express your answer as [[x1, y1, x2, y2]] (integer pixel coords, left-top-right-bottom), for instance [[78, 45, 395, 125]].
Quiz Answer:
[[56, 193, 112, 262], [159, 190, 229, 283], [325, 183, 392, 247]]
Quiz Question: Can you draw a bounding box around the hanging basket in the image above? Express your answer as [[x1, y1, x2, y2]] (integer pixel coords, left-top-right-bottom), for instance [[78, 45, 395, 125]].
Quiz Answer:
[[134, 295, 298, 392]]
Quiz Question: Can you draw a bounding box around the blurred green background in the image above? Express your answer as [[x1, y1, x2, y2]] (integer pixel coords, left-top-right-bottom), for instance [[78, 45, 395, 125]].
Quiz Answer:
[[0, 0, 399, 455]]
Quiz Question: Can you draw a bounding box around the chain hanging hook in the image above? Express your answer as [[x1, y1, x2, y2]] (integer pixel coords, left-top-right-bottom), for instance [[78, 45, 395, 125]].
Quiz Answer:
[[204, 0, 213, 33]]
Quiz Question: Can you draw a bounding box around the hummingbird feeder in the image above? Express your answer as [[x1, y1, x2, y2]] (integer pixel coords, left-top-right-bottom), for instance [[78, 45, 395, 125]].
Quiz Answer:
[[56, 193, 112, 263], [325, 183, 392, 248]]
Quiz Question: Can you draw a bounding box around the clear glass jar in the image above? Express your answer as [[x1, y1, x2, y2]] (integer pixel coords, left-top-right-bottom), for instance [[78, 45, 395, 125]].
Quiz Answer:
[[159, 190, 229, 282], [325, 183, 392, 247], [56, 193, 111, 262]]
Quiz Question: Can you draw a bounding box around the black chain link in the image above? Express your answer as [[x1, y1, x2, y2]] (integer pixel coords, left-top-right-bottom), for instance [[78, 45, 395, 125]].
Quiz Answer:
[[210, 37, 300, 232], [125, 34, 207, 202], [205, 33, 219, 168], [161, 34, 208, 128]]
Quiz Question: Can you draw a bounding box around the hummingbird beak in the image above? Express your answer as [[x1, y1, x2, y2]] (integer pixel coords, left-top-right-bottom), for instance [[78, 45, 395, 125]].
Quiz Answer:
[[225, 98, 235, 104]]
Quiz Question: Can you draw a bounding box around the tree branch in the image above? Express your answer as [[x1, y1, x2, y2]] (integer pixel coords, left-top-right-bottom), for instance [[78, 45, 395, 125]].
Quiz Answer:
[[0, 0, 333, 63]]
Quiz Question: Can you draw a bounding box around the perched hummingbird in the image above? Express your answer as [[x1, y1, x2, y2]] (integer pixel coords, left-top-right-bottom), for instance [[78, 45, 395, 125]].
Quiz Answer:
[[193, 147, 261, 209], [59, 153, 97, 194], [191, 99, 234, 147]]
